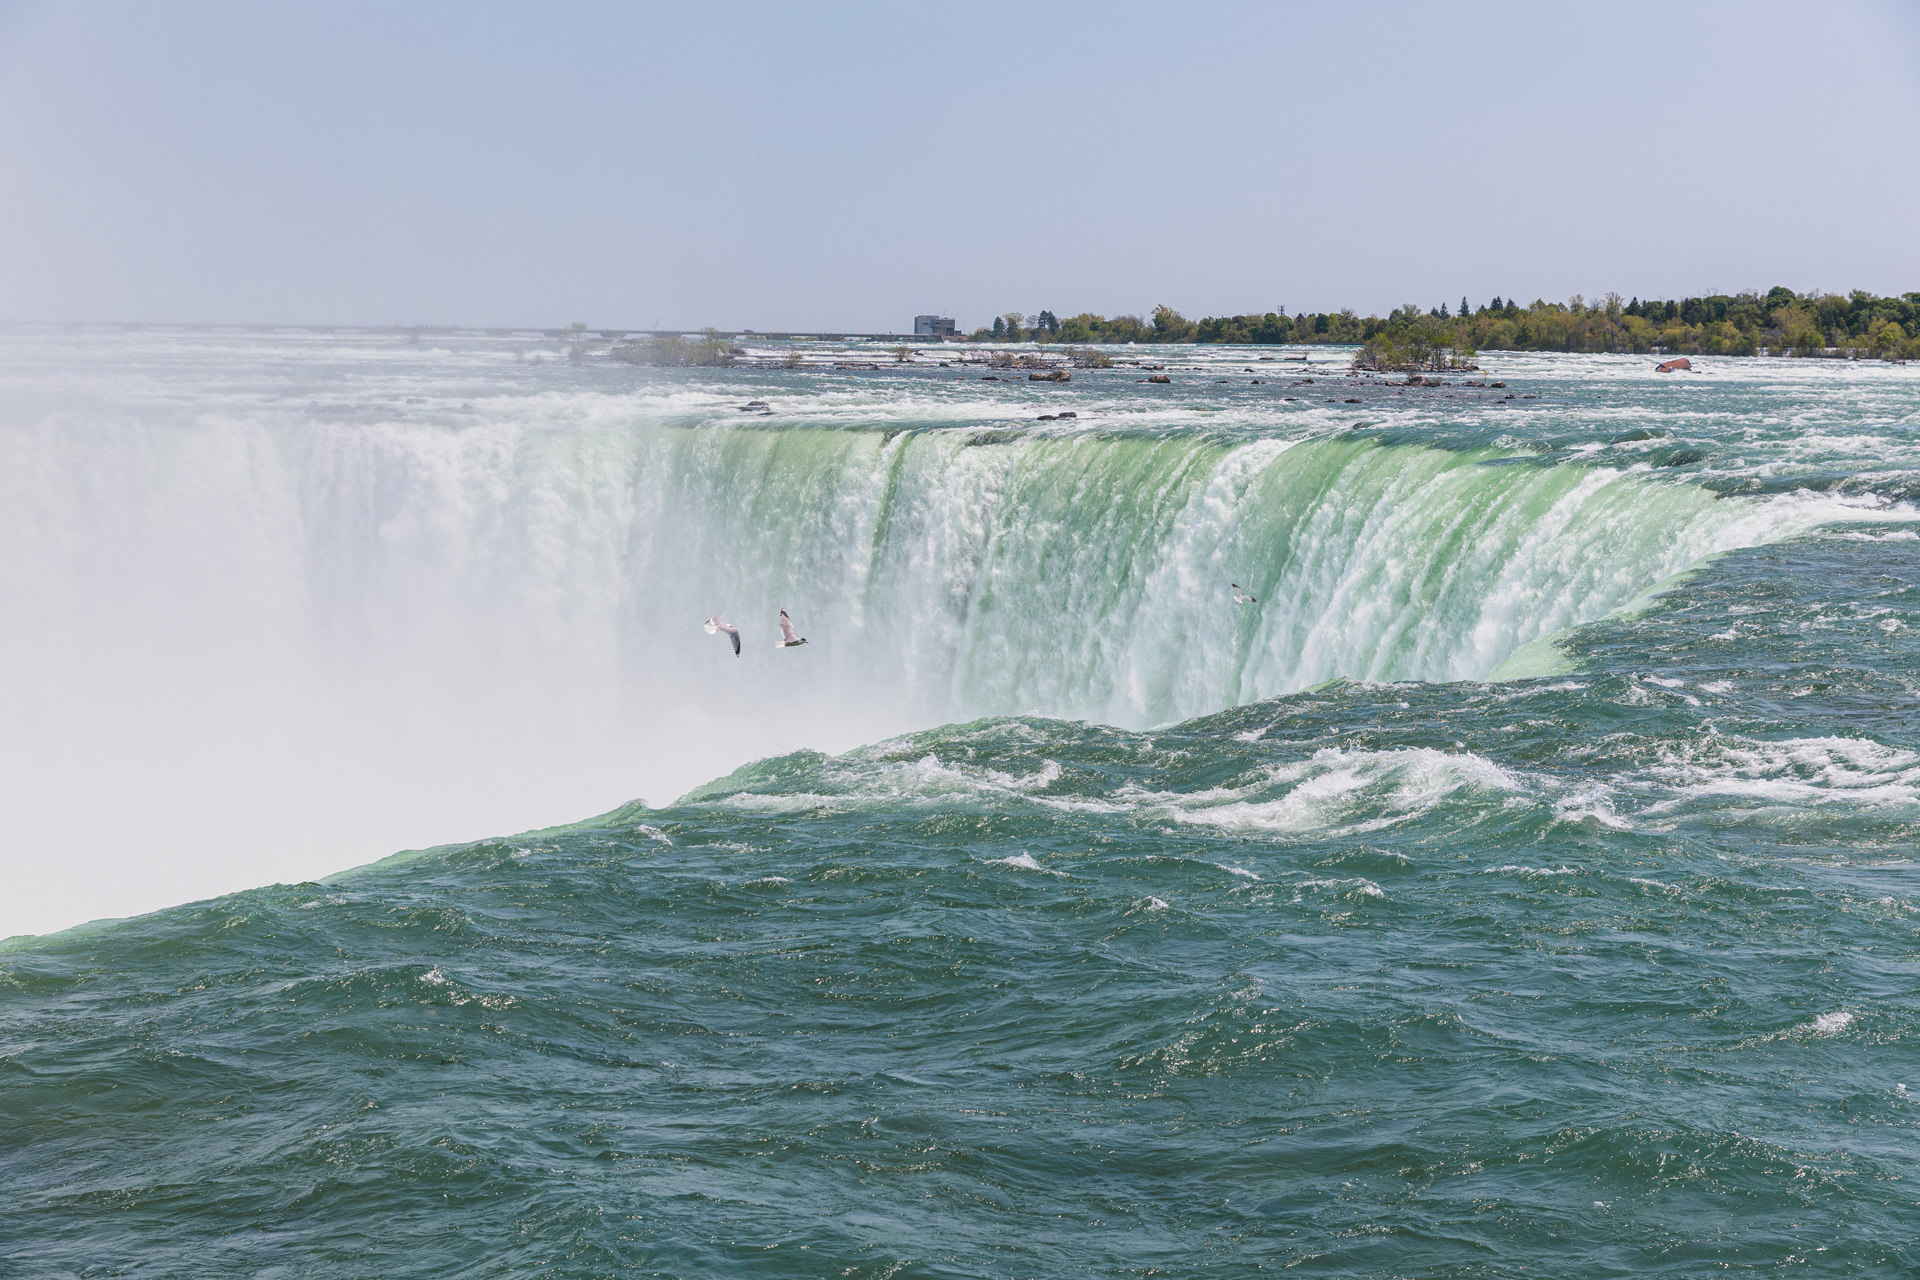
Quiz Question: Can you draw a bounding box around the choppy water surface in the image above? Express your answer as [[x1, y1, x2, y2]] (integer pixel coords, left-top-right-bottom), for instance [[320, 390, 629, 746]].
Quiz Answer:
[[3, 332, 1919, 1276]]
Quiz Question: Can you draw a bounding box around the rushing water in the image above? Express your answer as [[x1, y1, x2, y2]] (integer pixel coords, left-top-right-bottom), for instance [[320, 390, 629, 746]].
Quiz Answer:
[[3, 331, 1919, 1275]]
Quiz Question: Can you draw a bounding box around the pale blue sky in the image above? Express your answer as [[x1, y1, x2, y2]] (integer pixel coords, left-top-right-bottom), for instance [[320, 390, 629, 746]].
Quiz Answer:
[[2, 0, 1917, 331]]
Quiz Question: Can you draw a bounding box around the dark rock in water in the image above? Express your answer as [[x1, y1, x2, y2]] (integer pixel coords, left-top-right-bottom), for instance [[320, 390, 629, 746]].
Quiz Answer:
[[1656, 357, 1693, 373], [1056, 411, 1077, 419], [1344, 398, 1361, 403], [1029, 370, 1070, 382], [1490, 381, 1506, 388], [1036, 414, 1057, 421], [1146, 374, 1172, 384], [982, 375, 1000, 381], [1251, 379, 1263, 385]]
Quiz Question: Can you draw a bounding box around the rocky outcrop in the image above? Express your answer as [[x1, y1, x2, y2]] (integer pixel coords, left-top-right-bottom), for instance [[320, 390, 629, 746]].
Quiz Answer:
[[1656, 357, 1692, 373]]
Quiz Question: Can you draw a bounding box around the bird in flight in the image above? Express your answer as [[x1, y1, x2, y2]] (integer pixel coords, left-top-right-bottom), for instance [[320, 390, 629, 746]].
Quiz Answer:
[[704, 615, 742, 655], [1232, 583, 1257, 604], [776, 609, 809, 648]]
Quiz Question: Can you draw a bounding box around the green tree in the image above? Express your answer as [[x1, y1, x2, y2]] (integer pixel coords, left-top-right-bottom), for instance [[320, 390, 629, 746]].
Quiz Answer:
[[1150, 305, 1194, 342]]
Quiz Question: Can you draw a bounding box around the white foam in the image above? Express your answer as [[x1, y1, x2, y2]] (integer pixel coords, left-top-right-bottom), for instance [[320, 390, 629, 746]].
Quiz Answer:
[[986, 758, 1063, 791], [986, 851, 1066, 877], [1159, 747, 1526, 836], [1641, 735, 1920, 810], [1553, 788, 1632, 830], [1495, 680, 1587, 701], [1145, 896, 1169, 911], [1297, 876, 1386, 899], [1809, 1011, 1853, 1036]]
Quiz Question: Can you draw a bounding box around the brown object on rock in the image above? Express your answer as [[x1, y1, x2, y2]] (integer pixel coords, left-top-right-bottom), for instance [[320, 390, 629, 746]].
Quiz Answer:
[[1656, 357, 1692, 373], [1146, 374, 1172, 384], [1029, 369, 1070, 382]]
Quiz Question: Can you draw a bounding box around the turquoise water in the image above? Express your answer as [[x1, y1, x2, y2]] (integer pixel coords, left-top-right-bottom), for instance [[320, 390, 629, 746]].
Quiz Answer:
[[3, 335, 1919, 1275]]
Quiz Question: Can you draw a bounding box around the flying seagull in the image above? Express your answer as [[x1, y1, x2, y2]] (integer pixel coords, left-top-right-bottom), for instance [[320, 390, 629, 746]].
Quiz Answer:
[[1232, 583, 1257, 604], [704, 615, 742, 655], [776, 609, 809, 648]]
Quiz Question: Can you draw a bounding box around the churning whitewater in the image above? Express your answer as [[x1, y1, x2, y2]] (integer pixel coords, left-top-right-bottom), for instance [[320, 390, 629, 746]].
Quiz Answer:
[[3, 330, 1919, 1277]]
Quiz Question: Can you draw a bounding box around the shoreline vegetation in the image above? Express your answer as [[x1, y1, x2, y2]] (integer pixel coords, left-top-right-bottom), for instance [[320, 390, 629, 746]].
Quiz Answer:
[[605, 288, 1919, 370], [1002, 289, 1920, 361]]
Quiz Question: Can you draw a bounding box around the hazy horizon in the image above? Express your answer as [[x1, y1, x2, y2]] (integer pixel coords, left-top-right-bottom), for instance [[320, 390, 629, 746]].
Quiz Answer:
[[2, 0, 1917, 333]]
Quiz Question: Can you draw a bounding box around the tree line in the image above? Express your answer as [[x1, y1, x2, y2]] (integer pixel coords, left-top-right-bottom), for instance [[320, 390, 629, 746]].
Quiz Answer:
[[969, 288, 1920, 360]]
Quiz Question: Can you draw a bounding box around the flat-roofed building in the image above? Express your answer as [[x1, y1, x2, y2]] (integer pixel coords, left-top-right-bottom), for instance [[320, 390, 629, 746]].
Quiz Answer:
[[914, 314, 958, 338]]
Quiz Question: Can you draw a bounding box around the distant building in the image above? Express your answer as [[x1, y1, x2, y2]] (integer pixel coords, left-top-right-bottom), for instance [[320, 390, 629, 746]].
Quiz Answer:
[[914, 314, 958, 338]]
